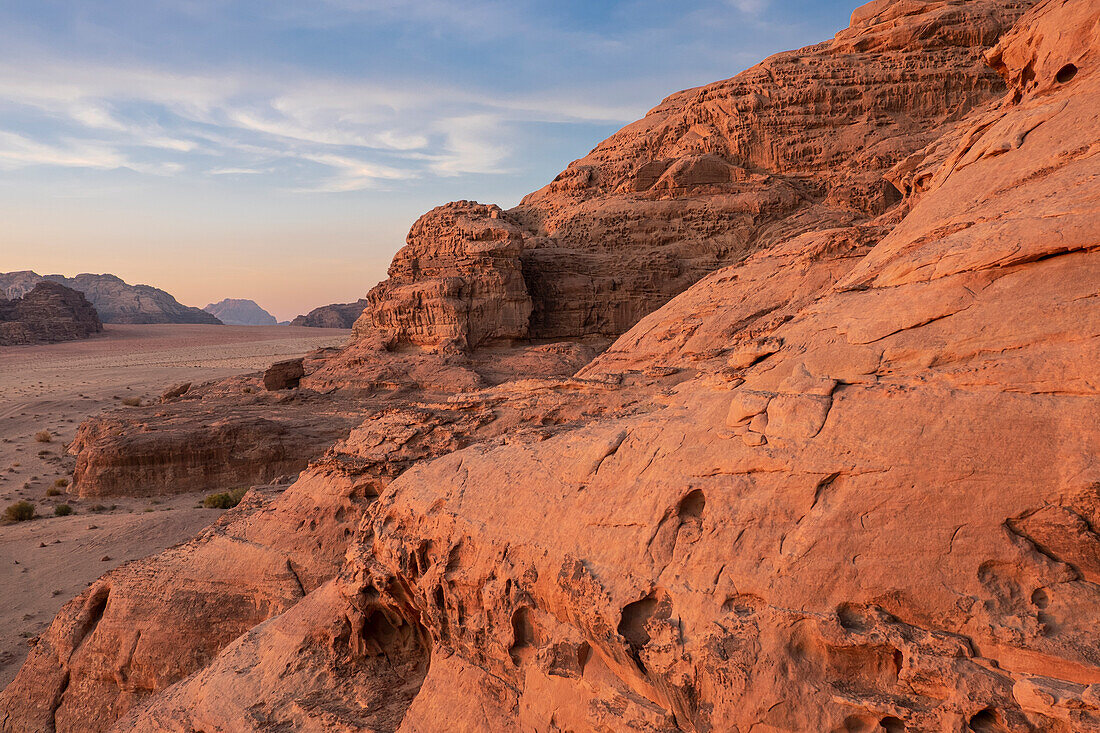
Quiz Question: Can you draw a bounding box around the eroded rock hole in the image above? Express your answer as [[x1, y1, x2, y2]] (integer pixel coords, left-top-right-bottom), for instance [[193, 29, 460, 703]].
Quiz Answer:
[[880, 716, 905, 733], [360, 610, 400, 657], [1056, 64, 1078, 83], [968, 708, 1008, 732], [619, 594, 658, 650], [618, 590, 672, 674], [1021, 61, 1036, 87], [508, 607, 538, 665], [74, 584, 110, 649], [347, 604, 432, 729], [836, 602, 873, 632], [577, 641, 591, 673], [678, 489, 705, 521]]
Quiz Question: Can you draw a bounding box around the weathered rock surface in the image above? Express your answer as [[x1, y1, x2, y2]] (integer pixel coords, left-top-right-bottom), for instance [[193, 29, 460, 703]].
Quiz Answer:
[[0, 281, 102, 345], [356, 201, 534, 351], [4, 0, 1099, 731], [263, 357, 305, 390], [0, 271, 222, 325], [202, 298, 278, 326], [68, 372, 362, 498], [291, 298, 369, 328], [341, 0, 1029, 346]]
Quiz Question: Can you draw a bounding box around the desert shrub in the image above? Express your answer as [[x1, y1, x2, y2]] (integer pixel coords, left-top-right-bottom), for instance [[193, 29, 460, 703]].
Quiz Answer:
[[54, 504, 73, 517], [45, 487, 62, 497], [54, 477, 69, 488], [120, 397, 143, 407], [203, 486, 249, 509], [34, 431, 51, 443], [5, 501, 36, 521]]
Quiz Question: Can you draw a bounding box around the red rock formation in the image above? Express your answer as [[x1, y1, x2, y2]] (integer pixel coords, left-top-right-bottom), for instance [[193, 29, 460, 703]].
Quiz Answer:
[[357, 201, 534, 351], [0, 281, 102, 345], [263, 358, 305, 390], [5, 0, 1100, 731], [290, 298, 368, 328], [0, 272, 221, 325], [68, 373, 362, 498], [339, 0, 1029, 349]]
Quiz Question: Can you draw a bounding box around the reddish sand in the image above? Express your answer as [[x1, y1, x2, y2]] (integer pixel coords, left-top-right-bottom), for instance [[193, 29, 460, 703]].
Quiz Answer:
[[0, 324, 349, 686]]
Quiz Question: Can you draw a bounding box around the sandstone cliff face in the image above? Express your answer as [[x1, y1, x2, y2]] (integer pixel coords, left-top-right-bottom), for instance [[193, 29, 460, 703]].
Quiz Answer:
[[4, 0, 1099, 731], [0, 282, 102, 345], [202, 298, 278, 326], [357, 201, 534, 352], [291, 299, 369, 328], [342, 0, 1029, 347], [0, 272, 222, 325], [68, 367, 362, 498]]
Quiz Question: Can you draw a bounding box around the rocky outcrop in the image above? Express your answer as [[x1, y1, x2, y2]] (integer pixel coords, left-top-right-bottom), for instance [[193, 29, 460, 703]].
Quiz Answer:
[[355, 201, 534, 351], [68, 372, 362, 498], [338, 0, 1029, 347], [345, 3, 1097, 729], [5, 0, 1100, 731], [290, 299, 368, 328], [0, 271, 222, 325], [0, 281, 102, 345], [263, 358, 304, 390], [202, 298, 278, 326]]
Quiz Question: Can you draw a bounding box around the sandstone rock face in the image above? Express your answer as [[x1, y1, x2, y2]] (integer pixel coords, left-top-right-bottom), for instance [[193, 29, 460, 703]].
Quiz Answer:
[[509, 0, 1026, 341], [0, 271, 222, 325], [337, 0, 1028, 353], [5, 1, 1100, 731], [291, 298, 369, 328], [69, 376, 361, 498], [349, 3, 1096, 729], [202, 298, 278, 326], [263, 357, 305, 390], [0, 281, 102, 345], [0, 271, 45, 301], [355, 201, 534, 351]]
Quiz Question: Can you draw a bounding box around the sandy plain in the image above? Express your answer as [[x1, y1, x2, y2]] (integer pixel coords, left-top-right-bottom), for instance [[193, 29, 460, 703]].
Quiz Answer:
[[0, 324, 351, 686]]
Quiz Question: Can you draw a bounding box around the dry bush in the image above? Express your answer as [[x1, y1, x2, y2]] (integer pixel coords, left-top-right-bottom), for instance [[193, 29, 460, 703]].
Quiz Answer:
[[34, 431, 51, 443], [120, 397, 143, 407], [4, 501, 35, 522], [54, 504, 73, 517], [203, 486, 248, 509]]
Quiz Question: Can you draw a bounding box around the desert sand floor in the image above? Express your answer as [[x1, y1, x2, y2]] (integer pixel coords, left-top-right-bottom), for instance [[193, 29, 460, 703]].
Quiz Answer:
[[0, 324, 351, 686]]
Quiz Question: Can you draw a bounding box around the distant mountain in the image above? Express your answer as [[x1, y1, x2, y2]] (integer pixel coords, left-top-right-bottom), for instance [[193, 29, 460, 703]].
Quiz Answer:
[[0, 271, 221, 325], [203, 298, 279, 326], [0, 281, 102, 345], [290, 299, 367, 328]]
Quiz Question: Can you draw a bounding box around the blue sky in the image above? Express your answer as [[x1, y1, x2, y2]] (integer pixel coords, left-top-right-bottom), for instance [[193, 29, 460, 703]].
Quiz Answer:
[[0, 0, 857, 319]]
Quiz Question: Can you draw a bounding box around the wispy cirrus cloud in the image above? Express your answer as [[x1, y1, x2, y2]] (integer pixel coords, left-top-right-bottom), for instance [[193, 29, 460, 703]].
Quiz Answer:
[[0, 0, 856, 321], [0, 0, 848, 194], [0, 53, 645, 192]]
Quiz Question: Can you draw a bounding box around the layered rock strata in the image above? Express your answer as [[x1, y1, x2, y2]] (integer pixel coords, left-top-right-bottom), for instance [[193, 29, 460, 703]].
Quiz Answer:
[[0, 281, 102, 345], [0, 271, 221, 325], [202, 298, 278, 326], [291, 298, 369, 328]]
